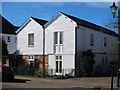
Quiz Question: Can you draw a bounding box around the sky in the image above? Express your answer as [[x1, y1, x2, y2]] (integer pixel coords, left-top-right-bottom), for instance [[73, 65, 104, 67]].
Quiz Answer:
[[2, 2, 117, 29]]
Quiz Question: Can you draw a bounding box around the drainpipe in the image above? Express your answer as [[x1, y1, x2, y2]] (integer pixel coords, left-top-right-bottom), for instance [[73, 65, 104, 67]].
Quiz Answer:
[[75, 25, 78, 77], [42, 26, 46, 77]]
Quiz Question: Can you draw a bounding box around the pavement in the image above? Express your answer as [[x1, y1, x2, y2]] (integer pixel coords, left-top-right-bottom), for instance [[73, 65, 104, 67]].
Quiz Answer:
[[1, 75, 120, 90]]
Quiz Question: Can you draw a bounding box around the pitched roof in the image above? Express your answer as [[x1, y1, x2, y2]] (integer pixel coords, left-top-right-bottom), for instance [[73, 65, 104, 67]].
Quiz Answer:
[[1, 16, 19, 34], [31, 17, 48, 26], [60, 12, 118, 37]]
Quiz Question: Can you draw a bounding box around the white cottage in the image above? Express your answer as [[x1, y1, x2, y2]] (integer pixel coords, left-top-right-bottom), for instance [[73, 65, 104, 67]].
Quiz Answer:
[[44, 12, 118, 76], [16, 12, 118, 76], [16, 17, 48, 68]]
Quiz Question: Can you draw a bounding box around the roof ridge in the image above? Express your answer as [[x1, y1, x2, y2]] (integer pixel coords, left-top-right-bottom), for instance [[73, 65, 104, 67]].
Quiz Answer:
[[60, 12, 118, 37], [30, 16, 48, 26], [31, 16, 47, 22]]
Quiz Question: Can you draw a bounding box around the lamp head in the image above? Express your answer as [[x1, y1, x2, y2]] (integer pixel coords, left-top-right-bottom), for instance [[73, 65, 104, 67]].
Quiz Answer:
[[110, 2, 118, 14]]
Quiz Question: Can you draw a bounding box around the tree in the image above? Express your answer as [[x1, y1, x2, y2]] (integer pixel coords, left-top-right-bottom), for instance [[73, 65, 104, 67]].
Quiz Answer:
[[80, 50, 95, 76], [2, 38, 8, 55], [34, 59, 42, 69]]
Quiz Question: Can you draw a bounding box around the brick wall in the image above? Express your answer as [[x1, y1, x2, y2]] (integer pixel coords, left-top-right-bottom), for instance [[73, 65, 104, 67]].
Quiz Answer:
[[17, 55, 48, 69]]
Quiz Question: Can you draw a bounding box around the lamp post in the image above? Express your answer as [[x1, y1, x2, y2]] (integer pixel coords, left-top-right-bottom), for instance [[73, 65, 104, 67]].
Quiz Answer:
[[110, 2, 120, 87]]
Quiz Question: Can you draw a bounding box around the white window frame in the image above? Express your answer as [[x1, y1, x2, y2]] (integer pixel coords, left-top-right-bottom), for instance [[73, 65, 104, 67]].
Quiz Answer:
[[7, 36, 10, 42], [28, 33, 34, 47], [54, 32, 63, 54], [28, 55, 34, 61], [55, 55, 62, 74]]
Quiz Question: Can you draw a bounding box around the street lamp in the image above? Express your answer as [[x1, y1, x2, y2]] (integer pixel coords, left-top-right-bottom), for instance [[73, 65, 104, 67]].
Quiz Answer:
[[110, 2, 118, 18], [110, 2, 120, 87]]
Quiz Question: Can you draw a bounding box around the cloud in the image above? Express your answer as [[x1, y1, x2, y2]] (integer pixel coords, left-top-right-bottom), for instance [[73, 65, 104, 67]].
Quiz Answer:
[[84, 2, 112, 8]]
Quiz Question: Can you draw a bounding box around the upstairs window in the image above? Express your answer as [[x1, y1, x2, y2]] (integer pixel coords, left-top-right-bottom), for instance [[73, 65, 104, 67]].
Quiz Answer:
[[54, 32, 63, 45], [15, 37, 17, 43], [54, 32, 58, 44], [90, 34, 94, 46], [60, 32, 63, 44], [28, 33, 34, 46], [104, 37, 107, 47], [7, 36, 10, 42]]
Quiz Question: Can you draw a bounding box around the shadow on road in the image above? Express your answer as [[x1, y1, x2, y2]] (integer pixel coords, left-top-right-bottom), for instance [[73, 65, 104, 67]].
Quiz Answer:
[[2, 78, 31, 83]]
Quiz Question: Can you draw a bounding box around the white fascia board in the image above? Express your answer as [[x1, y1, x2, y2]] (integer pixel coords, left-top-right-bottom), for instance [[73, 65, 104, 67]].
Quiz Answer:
[[59, 12, 77, 25], [16, 17, 32, 34], [44, 12, 61, 28]]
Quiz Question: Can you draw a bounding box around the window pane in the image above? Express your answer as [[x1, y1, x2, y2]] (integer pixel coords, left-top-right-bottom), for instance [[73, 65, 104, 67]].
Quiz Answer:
[[56, 56, 58, 60], [59, 61, 62, 73], [28, 34, 34, 46], [60, 32, 63, 44], [7, 36, 10, 42], [56, 61, 58, 73], [104, 37, 107, 46], [54, 32, 58, 44], [59, 56, 62, 60], [90, 34, 94, 46]]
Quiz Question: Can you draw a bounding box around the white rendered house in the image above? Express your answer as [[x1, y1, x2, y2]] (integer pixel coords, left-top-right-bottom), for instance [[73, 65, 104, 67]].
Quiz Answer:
[[44, 12, 118, 76], [16, 12, 118, 76], [16, 17, 48, 68]]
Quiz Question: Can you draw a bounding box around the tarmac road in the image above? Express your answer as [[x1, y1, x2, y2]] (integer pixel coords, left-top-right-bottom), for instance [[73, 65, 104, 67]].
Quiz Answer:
[[1, 75, 120, 90]]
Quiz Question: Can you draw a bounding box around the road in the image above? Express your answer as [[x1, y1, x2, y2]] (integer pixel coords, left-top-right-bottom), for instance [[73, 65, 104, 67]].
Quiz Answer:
[[1, 75, 120, 90]]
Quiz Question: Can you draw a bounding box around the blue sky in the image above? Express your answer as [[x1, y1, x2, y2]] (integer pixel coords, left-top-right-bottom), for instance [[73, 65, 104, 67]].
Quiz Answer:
[[2, 2, 114, 28]]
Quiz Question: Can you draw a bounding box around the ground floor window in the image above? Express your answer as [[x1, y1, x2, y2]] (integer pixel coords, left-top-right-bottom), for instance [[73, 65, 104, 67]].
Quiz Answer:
[[28, 55, 34, 61], [55, 55, 62, 73]]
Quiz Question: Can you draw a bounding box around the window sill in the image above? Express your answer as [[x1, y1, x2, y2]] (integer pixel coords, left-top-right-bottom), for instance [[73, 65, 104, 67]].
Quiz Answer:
[[28, 59, 34, 61], [28, 45, 34, 47]]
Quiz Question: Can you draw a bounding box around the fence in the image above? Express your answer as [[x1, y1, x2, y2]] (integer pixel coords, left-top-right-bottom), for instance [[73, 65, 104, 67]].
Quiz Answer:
[[13, 67, 75, 77]]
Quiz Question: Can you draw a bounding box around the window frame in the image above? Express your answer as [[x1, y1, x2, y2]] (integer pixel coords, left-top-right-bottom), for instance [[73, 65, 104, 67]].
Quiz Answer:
[[55, 55, 62, 73], [28, 55, 34, 61], [54, 32, 63, 45], [15, 37, 17, 43], [7, 36, 10, 42], [103, 37, 107, 47], [90, 34, 94, 46], [28, 33, 34, 47]]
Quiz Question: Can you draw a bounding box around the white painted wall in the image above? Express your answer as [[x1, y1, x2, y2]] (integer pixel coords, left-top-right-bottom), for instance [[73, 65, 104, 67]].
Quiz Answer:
[[45, 13, 76, 76], [76, 25, 118, 73], [45, 14, 76, 55], [17, 18, 43, 55], [2, 34, 17, 54], [48, 55, 75, 75]]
